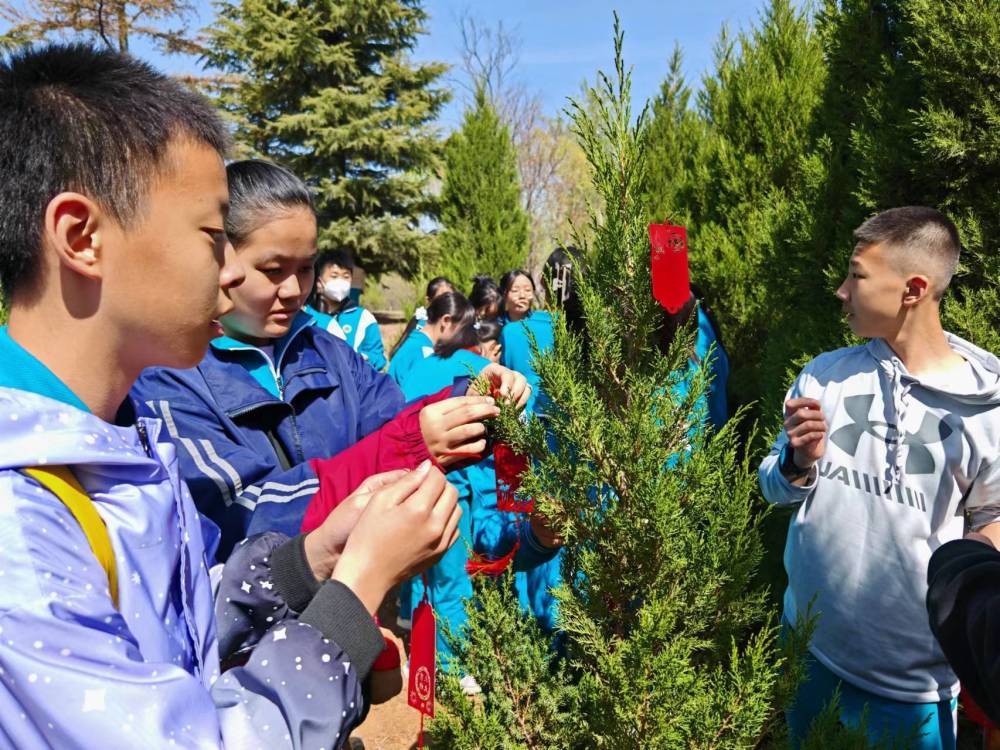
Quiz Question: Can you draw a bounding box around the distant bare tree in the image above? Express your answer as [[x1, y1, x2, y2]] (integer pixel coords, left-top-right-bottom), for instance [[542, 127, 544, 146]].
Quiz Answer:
[[0, 0, 200, 54], [455, 11, 589, 268]]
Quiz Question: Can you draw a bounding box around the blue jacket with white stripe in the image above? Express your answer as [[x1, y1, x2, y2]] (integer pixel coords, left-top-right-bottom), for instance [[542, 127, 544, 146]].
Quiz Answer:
[[307, 301, 387, 372], [131, 314, 406, 561]]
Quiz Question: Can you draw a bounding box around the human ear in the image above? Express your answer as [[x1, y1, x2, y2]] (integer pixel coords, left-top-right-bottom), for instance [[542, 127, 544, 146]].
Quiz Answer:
[[43, 192, 106, 281], [903, 276, 930, 305]]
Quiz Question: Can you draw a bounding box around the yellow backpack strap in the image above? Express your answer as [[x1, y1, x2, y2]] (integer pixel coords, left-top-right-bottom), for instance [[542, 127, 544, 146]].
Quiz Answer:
[[21, 466, 119, 609]]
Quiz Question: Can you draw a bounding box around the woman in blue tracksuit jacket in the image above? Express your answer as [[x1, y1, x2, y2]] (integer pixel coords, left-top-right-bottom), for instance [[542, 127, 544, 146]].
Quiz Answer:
[[131, 162, 515, 561], [398, 299, 558, 683], [387, 276, 454, 385], [397, 294, 484, 681]]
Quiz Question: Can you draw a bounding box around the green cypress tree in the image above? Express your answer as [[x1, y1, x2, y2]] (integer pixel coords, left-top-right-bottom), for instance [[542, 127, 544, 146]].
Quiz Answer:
[[437, 85, 529, 285], [642, 46, 712, 228], [642, 0, 827, 412], [427, 18, 864, 749], [204, 0, 448, 277]]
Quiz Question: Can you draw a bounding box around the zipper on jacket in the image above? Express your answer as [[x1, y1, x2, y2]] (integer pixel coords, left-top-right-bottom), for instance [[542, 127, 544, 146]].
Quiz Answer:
[[277, 372, 285, 399], [136, 421, 153, 458]]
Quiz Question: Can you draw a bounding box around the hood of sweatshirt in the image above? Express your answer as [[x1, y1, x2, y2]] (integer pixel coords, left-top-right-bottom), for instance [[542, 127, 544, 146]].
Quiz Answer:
[[0, 328, 165, 472], [0, 328, 219, 686], [865, 333, 1000, 487]]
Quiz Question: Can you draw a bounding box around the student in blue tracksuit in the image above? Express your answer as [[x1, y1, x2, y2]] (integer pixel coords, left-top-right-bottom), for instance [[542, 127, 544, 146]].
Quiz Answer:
[[308, 250, 387, 371], [132, 161, 526, 561], [397, 293, 490, 693], [655, 285, 730, 433], [387, 276, 454, 383], [499, 269, 555, 414], [387, 285, 467, 388], [466, 319, 564, 631]]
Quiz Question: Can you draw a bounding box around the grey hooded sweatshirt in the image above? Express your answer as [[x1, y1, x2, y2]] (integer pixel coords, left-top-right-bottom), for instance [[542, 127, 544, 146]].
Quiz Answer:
[[760, 334, 1000, 703]]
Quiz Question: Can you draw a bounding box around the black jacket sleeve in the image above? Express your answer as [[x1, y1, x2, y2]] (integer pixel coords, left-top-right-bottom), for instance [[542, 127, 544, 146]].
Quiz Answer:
[[927, 537, 1000, 724]]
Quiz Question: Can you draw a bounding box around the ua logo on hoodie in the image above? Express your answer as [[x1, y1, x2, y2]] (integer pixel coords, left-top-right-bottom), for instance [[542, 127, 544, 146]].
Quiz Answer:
[[830, 394, 953, 474]]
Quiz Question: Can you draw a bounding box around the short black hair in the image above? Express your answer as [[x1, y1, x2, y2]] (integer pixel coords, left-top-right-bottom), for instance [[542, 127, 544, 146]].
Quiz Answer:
[[469, 274, 501, 312], [0, 43, 230, 297], [853, 206, 961, 298], [474, 319, 502, 344], [316, 249, 354, 275], [426, 276, 454, 301], [226, 159, 314, 247]]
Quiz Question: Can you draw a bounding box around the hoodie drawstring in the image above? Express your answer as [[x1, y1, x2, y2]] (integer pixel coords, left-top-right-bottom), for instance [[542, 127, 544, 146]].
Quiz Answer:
[[884, 358, 911, 487]]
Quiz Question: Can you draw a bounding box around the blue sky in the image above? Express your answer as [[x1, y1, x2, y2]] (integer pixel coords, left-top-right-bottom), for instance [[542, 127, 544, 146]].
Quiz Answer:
[[133, 1, 770, 129]]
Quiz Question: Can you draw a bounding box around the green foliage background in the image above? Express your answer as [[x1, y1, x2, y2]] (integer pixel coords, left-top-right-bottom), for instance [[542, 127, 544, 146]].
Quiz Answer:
[[203, 0, 449, 277], [436, 85, 529, 287], [644, 0, 1000, 420]]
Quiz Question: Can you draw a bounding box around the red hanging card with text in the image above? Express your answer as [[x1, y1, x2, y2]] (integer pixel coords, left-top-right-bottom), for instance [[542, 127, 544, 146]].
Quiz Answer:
[[494, 442, 532, 513], [407, 599, 436, 719], [649, 223, 690, 313]]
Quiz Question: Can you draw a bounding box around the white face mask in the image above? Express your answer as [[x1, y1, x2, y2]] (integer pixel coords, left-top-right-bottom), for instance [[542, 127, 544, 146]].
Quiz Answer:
[[322, 278, 352, 303]]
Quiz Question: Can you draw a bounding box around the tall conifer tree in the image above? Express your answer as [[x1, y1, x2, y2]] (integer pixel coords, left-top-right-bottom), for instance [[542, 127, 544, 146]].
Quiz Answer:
[[428, 18, 854, 748], [205, 0, 448, 276], [437, 85, 529, 284]]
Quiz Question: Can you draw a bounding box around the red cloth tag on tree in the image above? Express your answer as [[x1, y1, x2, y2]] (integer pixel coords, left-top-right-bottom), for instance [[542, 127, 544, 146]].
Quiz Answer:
[[407, 600, 436, 718], [649, 223, 690, 313], [494, 442, 532, 513]]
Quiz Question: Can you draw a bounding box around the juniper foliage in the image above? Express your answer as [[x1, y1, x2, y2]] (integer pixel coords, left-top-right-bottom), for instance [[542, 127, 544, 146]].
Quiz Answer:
[[431, 17, 830, 749]]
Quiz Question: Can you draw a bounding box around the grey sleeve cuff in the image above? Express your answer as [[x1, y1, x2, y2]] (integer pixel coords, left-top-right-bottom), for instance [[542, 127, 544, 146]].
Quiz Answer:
[[270, 534, 322, 613], [299, 581, 385, 682]]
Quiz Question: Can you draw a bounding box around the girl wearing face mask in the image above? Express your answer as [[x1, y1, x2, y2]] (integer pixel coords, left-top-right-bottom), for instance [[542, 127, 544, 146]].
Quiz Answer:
[[133, 160, 530, 562], [306, 251, 387, 371]]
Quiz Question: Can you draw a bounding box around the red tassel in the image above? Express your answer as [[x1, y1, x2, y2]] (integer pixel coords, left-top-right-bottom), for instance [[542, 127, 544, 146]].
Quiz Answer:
[[465, 540, 519, 576], [495, 442, 533, 513]]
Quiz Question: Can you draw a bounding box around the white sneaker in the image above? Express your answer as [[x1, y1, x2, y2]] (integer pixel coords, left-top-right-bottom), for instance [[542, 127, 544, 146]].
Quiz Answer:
[[459, 675, 482, 696]]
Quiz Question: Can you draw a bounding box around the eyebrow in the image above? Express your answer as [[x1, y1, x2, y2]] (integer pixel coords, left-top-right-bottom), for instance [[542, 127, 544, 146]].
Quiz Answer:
[[259, 252, 318, 264]]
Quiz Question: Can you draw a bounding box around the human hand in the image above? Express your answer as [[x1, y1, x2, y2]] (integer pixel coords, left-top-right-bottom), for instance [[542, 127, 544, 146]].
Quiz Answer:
[[419, 395, 499, 466], [783, 397, 828, 470], [303, 470, 409, 582], [475, 363, 531, 410], [370, 626, 405, 704], [332, 460, 462, 614]]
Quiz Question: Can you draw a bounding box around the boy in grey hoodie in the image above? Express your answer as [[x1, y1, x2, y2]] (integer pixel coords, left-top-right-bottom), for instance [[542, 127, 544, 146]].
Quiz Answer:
[[760, 207, 1000, 749]]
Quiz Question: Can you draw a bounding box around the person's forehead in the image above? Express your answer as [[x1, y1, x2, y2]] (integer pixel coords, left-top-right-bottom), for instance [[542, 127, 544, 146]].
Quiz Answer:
[[157, 138, 227, 199], [851, 241, 885, 266]]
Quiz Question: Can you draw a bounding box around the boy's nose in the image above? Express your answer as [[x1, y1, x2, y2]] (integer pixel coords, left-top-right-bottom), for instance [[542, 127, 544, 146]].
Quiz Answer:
[[220, 241, 245, 291]]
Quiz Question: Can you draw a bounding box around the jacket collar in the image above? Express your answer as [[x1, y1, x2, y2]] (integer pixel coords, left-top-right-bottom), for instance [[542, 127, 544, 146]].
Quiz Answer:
[[201, 317, 344, 415], [0, 327, 90, 413]]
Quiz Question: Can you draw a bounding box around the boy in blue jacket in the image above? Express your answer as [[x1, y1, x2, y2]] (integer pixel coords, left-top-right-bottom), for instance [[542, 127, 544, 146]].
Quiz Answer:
[[0, 43, 463, 749], [309, 250, 387, 371]]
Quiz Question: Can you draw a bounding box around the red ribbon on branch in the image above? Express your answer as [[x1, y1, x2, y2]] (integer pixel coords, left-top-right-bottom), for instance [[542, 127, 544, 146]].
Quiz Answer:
[[649, 223, 690, 313]]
